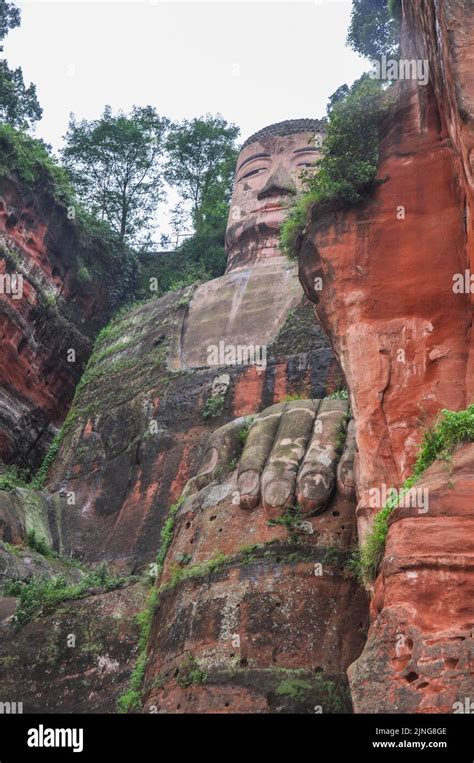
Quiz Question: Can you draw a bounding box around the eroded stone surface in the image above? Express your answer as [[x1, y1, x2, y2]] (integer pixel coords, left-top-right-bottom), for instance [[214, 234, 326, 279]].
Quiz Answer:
[[297, 0, 474, 713], [142, 399, 368, 713], [0, 581, 147, 713], [0, 176, 133, 473]]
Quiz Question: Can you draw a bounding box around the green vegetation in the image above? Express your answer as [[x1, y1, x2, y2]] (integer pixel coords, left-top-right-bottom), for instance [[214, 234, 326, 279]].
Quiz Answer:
[[335, 414, 350, 454], [25, 529, 55, 558], [136, 115, 240, 298], [116, 588, 158, 713], [202, 394, 225, 420], [0, 2, 42, 130], [4, 563, 125, 629], [238, 423, 251, 447], [327, 388, 349, 400], [267, 505, 303, 543], [0, 124, 72, 202], [274, 672, 347, 711], [280, 74, 390, 258], [388, 0, 402, 23], [0, 5, 239, 304], [176, 654, 207, 688], [276, 678, 312, 699], [117, 494, 185, 712], [89, 337, 134, 367], [0, 465, 27, 492], [165, 115, 239, 236], [357, 405, 474, 582], [94, 315, 137, 349], [409, 406, 474, 479], [347, 0, 400, 61], [155, 496, 185, 577], [281, 392, 307, 402], [62, 106, 168, 247], [164, 552, 229, 592], [0, 121, 139, 312], [31, 409, 78, 489]]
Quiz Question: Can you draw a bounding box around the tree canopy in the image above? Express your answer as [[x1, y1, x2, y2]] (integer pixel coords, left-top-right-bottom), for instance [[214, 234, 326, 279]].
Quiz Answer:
[[0, 1, 20, 44], [0, 1, 42, 129], [347, 0, 400, 60], [62, 106, 169, 247], [165, 114, 239, 236]]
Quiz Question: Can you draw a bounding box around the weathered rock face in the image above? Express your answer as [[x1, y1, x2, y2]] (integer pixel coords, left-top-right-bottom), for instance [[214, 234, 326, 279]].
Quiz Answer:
[[0, 579, 147, 713], [40, 123, 343, 573], [298, 0, 474, 713], [142, 399, 368, 713], [349, 445, 474, 713], [41, 284, 341, 572], [0, 122, 352, 714], [0, 171, 135, 473]]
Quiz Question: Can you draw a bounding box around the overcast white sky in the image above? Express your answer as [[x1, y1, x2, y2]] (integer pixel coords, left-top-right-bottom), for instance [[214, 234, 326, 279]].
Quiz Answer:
[[3, 0, 369, 240]]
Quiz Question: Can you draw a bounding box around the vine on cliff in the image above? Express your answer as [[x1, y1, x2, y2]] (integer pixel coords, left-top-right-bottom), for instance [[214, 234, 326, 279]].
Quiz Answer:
[[356, 405, 474, 582]]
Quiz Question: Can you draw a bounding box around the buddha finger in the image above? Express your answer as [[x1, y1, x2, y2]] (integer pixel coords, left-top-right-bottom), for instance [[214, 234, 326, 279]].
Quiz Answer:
[[237, 402, 286, 510], [261, 399, 318, 518], [296, 398, 349, 515]]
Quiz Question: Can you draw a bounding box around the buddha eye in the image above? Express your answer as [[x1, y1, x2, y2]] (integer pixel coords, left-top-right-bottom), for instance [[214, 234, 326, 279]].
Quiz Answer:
[[239, 167, 266, 181], [297, 162, 315, 168]]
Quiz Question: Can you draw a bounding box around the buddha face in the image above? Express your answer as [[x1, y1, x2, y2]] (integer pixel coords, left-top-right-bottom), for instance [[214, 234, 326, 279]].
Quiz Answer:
[[225, 129, 323, 271]]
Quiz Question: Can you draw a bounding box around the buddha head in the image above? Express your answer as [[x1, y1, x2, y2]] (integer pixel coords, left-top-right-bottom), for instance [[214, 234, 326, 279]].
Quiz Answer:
[[225, 119, 325, 272]]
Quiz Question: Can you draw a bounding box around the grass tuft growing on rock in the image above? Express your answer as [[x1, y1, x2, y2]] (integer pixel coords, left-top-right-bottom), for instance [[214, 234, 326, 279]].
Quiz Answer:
[[116, 588, 158, 713], [202, 394, 225, 420], [0, 466, 28, 492], [31, 409, 79, 489], [176, 654, 207, 688], [4, 563, 126, 629], [25, 529, 55, 558], [327, 388, 349, 400], [267, 505, 304, 543], [276, 678, 312, 699]]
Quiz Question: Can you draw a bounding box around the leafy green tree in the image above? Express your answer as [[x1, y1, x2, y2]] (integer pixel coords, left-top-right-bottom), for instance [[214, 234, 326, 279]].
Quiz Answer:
[[314, 74, 388, 203], [0, 62, 42, 129], [165, 114, 239, 235], [327, 84, 349, 112], [61, 106, 169, 247], [0, 1, 20, 43], [0, 1, 42, 129], [155, 114, 240, 290], [347, 0, 400, 60]]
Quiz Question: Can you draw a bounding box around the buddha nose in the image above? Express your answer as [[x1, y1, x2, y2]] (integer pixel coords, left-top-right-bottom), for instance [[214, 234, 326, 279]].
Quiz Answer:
[[257, 164, 297, 201]]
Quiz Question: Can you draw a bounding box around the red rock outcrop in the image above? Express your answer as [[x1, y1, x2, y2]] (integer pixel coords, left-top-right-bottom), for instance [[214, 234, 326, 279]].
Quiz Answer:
[[298, 0, 474, 713], [0, 169, 135, 473], [0, 577, 147, 713]]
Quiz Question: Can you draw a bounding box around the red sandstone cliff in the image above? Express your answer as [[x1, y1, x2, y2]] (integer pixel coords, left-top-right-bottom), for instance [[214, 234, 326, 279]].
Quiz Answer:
[[298, 0, 474, 712], [2, 0, 474, 716], [0, 167, 135, 473]]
